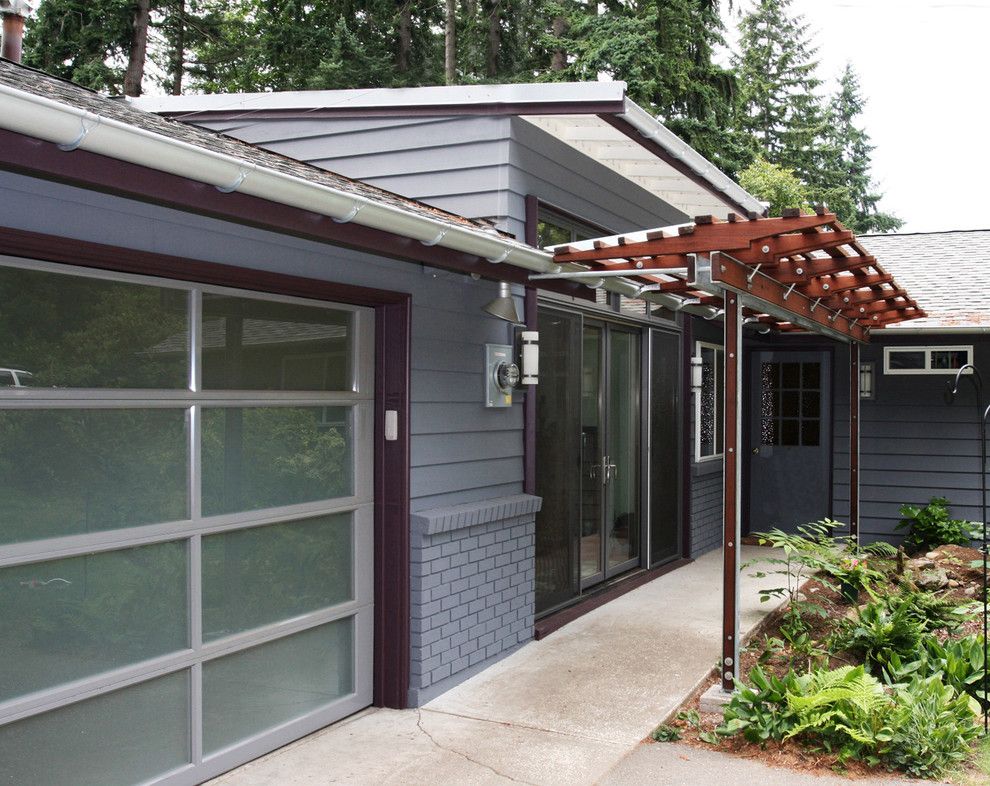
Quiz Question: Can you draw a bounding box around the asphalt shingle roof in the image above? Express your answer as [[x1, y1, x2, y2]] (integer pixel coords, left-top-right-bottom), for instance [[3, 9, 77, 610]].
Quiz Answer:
[[0, 60, 502, 236], [860, 230, 990, 329]]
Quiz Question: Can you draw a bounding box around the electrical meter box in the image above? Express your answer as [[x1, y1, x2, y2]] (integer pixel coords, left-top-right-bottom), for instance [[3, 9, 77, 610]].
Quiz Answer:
[[485, 343, 518, 408]]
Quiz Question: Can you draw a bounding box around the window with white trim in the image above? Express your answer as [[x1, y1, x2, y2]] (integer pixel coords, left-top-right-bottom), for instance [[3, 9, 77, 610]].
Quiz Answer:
[[883, 345, 973, 375], [695, 341, 724, 461]]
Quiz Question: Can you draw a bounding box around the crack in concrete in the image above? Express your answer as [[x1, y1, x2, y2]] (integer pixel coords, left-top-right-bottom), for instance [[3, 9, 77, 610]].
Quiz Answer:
[[421, 708, 629, 748], [415, 709, 536, 785]]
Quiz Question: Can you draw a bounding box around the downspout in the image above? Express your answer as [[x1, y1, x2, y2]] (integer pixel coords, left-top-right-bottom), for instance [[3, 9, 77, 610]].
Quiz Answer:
[[0, 0, 31, 64], [0, 79, 695, 314]]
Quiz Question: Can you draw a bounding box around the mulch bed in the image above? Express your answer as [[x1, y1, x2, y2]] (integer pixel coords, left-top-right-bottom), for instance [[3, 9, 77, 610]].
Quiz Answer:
[[647, 544, 990, 781]]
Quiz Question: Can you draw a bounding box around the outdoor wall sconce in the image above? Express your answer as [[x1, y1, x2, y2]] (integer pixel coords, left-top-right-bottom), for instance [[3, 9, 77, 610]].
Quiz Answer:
[[483, 281, 524, 324], [520, 330, 539, 385], [859, 361, 875, 400], [690, 354, 703, 391]]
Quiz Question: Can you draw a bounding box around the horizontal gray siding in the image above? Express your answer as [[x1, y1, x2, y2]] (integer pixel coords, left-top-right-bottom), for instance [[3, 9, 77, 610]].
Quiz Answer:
[[833, 336, 990, 542], [0, 169, 524, 513], [198, 115, 513, 232], [196, 114, 689, 243]]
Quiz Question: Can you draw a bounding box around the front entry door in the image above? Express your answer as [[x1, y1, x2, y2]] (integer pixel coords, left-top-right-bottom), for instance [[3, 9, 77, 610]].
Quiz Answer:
[[580, 321, 641, 587], [748, 350, 832, 533]]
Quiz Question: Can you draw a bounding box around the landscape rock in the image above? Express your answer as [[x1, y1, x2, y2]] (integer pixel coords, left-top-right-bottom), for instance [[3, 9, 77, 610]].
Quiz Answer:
[[965, 586, 977, 596], [926, 550, 940, 559], [917, 568, 949, 591], [910, 559, 936, 571], [948, 579, 960, 588]]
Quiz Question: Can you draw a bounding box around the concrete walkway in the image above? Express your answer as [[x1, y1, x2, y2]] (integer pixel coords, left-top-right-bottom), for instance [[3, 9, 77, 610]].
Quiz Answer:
[[207, 547, 910, 785]]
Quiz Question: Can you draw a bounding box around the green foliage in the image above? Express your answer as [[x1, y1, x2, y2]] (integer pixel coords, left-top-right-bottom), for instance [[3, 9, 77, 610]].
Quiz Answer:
[[831, 598, 925, 672], [718, 665, 799, 744], [897, 496, 980, 553], [784, 666, 892, 762], [23, 0, 135, 93], [885, 676, 981, 778], [885, 587, 971, 634], [720, 665, 981, 776], [650, 723, 682, 742], [738, 157, 808, 216], [885, 634, 989, 713]]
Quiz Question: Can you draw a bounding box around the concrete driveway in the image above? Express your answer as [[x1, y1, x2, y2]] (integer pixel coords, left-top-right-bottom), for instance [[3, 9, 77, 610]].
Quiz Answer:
[[207, 547, 914, 785]]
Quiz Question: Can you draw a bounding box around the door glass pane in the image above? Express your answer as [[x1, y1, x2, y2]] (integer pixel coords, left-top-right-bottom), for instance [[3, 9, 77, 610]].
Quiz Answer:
[[607, 330, 640, 570], [203, 619, 354, 755], [534, 309, 582, 613], [0, 265, 189, 389], [0, 541, 187, 701], [0, 409, 188, 545], [580, 326, 603, 581], [0, 670, 190, 786], [650, 330, 680, 565], [201, 294, 352, 391], [203, 513, 352, 641], [698, 346, 716, 456], [201, 406, 353, 516]]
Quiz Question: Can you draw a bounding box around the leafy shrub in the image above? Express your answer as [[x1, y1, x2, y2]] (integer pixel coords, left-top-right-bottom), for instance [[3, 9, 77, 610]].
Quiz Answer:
[[885, 676, 981, 778], [897, 496, 979, 552], [884, 634, 989, 712], [718, 666, 799, 744], [719, 665, 981, 777], [830, 598, 925, 672]]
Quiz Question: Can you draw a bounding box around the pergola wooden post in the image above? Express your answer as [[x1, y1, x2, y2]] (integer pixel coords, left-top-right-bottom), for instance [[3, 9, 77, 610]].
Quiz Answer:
[[721, 293, 743, 692], [850, 343, 861, 543]]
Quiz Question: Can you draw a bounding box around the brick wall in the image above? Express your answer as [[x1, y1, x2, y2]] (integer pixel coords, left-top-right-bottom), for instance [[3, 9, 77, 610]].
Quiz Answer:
[[408, 494, 541, 706]]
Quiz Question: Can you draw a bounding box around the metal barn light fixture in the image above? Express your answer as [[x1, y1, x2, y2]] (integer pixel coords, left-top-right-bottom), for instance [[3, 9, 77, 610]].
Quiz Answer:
[[483, 281, 523, 324]]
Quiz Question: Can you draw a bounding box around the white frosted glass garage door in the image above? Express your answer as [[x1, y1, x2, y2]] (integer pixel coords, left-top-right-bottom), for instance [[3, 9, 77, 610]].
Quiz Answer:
[[0, 257, 374, 786]]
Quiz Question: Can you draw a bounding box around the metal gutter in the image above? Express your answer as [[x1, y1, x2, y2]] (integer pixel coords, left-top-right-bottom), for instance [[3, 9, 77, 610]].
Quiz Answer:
[[876, 326, 990, 335], [0, 81, 689, 312], [617, 99, 766, 218]]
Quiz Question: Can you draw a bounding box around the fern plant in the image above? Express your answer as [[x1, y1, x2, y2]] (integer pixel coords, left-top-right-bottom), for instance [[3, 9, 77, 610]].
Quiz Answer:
[[830, 598, 925, 673], [784, 666, 893, 762]]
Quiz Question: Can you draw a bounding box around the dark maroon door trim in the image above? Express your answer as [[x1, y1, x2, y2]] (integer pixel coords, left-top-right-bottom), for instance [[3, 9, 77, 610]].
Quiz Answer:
[[0, 225, 412, 709]]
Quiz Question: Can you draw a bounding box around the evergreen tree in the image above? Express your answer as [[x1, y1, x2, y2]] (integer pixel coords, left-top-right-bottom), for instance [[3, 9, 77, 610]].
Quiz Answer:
[[23, 0, 137, 94], [817, 64, 902, 233], [734, 0, 823, 181]]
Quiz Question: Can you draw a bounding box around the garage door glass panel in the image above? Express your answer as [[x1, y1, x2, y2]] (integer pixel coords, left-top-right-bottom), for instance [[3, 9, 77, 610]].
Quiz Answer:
[[0, 541, 187, 701], [0, 408, 188, 545], [202, 513, 352, 641], [201, 295, 352, 391], [203, 619, 354, 755], [0, 265, 189, 390], [0, 670, 190, 786], [201, 406, 353, 516]]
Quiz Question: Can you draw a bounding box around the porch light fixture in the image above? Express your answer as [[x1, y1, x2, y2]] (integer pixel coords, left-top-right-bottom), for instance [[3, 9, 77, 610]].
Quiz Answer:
[[520, 330, 539, 385], [483, 281, 524, 324], [859, 361, 875, 400]]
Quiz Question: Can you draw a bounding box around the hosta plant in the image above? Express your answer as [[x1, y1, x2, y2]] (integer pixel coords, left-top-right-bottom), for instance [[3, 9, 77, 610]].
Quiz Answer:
[[830, 598, 925, 673]]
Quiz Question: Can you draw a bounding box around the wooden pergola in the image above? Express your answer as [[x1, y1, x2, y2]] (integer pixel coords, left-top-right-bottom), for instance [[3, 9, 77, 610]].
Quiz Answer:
[[541, 209, 926, 692]]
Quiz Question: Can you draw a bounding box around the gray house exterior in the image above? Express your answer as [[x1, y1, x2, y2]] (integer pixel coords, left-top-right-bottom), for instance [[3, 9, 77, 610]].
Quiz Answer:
[[0, 61, 979, 786], [0, 67, 768, 786]]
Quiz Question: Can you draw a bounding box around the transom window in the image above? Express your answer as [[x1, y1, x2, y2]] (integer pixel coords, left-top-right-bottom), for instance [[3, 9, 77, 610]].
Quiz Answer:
[[883, 345, 973, 375]]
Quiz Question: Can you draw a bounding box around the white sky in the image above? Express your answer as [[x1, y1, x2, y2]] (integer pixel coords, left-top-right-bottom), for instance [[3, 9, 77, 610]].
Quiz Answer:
[[722, 0, 990, 232]]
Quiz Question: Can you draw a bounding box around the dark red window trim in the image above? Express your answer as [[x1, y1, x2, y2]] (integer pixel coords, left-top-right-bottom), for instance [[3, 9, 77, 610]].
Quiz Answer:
[[0, 225, 412, 709]]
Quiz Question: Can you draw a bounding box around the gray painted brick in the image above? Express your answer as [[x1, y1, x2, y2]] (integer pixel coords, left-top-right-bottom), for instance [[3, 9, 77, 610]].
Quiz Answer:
[[408, 500, 539, 705]]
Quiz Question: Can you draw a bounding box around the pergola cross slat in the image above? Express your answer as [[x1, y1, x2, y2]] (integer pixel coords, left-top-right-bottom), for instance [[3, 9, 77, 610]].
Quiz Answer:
[[546, 211, 926, 337]]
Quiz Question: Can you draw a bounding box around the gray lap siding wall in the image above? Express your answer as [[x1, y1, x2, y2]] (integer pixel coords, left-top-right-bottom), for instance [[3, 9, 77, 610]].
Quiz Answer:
[[0, 169, 534, 704], [832, 336, 990, 543]]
